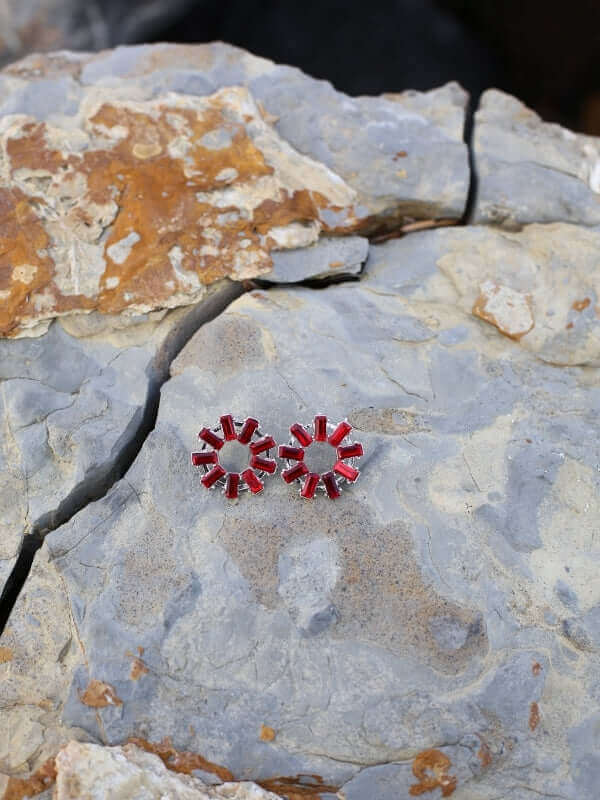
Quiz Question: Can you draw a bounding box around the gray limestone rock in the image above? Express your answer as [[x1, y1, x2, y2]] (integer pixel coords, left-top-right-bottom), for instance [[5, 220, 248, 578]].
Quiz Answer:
[[265, 236, 368, 283], [2, 230, 596, 797], [472, 89, 600, 228], [0, 282, 241, 595], [1, 43, 470, 229]]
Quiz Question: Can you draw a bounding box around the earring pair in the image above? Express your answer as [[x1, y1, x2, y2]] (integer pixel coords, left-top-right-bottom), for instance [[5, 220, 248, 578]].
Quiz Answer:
[[191, 414, 363, 500]]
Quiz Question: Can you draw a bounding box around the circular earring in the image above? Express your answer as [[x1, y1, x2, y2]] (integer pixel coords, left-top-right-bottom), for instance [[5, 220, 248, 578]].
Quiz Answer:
[[191, 415, 277, 498], [279, 415, 363, 499]]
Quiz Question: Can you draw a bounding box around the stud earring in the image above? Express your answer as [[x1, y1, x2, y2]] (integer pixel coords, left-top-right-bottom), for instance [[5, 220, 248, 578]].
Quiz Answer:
[[279, 415, 363, 499], [191, 415, 277, 498]]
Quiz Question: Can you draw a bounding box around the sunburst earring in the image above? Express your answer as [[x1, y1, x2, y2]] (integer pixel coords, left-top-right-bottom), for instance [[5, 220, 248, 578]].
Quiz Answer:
[[191, 415, 277, 498], [279, 415, 363, 499]]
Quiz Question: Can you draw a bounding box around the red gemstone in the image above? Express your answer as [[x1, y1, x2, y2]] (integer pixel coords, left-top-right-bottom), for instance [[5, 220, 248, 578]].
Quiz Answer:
[[337, 442, 363, 460], [278, 445, 305, 461], [328, 420, 352, 447], [334, 460, 360, 482], [322, 471, 341, 498], [237, 417, 259, 444], [191, 451, 218, 467], [282, 461, 309, 484], [241, 468, 264, 494], [290, 423, 313, 447], [250, 455, 277, 474], [199, 427, 224, 450], [301, 472, 320, 499], [201, 464, 226, 488], [250, 435, 276, 455], [220, 414, 237, 441], [225, 472, 240, 499], [314, 415, 327, 441]]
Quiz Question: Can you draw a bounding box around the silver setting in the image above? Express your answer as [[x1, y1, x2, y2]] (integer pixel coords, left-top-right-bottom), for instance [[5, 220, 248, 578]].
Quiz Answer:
[[196, 418, 276, 494], [284, 416, 359, 496]]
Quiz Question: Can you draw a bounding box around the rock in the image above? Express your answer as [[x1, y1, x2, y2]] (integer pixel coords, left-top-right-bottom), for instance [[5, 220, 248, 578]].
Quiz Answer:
[[53, 741, 282, 799], [0, 82, 358, 338], [265, 236, 368, 283], [0, 544, 89, 777], [367, 222, 600, 366], [0, 281, 240, 595], [472, 89, 600, 228], [3, 230, 596, 797], [2, 43, 470, 239]]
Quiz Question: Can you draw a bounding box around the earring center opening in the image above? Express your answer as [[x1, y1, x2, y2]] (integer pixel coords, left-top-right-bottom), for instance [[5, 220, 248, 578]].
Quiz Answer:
[[219, 440, 250, 473], [304, 441, 336, 475]]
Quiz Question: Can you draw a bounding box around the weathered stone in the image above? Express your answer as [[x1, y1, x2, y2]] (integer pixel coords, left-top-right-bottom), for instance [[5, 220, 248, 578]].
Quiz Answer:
[[0, 281, 240, 595], [472, 89, 600, 228], [265, 236, 368, 283], [2, 40, 470, 235], [52, 741, 282, 799], [0, 82, 358, 338], [0, 544, 89, 777], [3, 230, 596, 797], [367, 222, 600, 366]]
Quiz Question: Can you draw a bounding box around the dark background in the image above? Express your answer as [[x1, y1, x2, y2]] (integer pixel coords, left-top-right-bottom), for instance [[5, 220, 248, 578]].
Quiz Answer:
[[154, 0, 600, 134]]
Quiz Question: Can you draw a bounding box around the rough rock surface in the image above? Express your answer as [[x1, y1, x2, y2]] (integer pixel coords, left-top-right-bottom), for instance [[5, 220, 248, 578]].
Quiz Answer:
[[0, 282, 239, 598], [267, 236, 368, 283], [1, 43, 469, 218], [0, 82, 358, 337], [2, 229, 598, 798], [369, 223, 600, 366], [0, 42, 467, 338], [0, 545, 88, 777], [52, 741, 282, 799], [472, 89, 600, 228]]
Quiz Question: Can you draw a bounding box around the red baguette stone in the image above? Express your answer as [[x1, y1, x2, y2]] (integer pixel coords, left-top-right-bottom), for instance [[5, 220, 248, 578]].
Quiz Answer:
[[278, 445, 305, 461], [225, 472, 240, 499], [301, 472, 320, 499], [198, 428, 224, 450], [250, 435, 276, 455], [282, 462, 309, 484], [337, 442, 364, 460], [290, 423, 313, 447], [250, 455, 277, 474], [328, 421, 352, 447], [314, 415, 327, 441], [322, 471, 341, 498], [242, 468, 264, 494], [201, 464, 226, 488], [334, 460, 360, 482], [191, 451, 218, 467], [237, 417, 259, 444], [220, 414, 237, 441]]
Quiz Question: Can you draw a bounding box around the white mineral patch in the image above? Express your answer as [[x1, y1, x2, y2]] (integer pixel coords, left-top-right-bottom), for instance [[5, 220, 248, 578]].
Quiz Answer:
[[169, 245, 200, 290], [106, 232, 141, 265]]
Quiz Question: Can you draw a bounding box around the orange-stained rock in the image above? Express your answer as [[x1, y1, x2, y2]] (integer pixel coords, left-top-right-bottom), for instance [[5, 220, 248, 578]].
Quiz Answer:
[[78, 679, 123, 708], [0, 86, 358, 337]]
